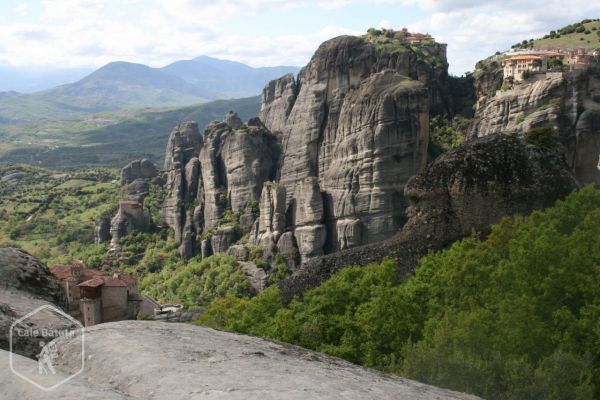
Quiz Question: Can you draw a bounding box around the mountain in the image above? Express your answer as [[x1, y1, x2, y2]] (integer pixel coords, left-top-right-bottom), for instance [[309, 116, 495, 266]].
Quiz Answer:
[[43, 61, 206, 111], [162, 55, 301, 99], [0, 56, 299, 122]]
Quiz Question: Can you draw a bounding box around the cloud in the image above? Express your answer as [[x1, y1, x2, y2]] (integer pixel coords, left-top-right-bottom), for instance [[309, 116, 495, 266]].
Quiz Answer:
[[0, 0, 598, 76], [13, 28, 53, 42]]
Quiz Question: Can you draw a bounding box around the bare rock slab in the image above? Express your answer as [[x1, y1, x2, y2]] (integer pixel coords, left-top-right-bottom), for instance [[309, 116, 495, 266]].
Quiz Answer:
[[49, 321, 480, 400]]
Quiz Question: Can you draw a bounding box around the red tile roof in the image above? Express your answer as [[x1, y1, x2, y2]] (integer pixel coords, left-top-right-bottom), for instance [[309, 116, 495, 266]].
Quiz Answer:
[[78, 277, 104, 288], [51, 264, 133, 288], [50, 264, 82, 280], [51, 264, 112, 282]]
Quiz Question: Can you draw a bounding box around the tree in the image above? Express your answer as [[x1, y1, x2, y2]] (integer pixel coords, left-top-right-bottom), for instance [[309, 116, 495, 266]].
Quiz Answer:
[[521, 69, 533, 80]]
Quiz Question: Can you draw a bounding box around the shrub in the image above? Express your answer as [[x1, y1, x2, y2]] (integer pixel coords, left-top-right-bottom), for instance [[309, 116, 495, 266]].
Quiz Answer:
[[141, 253, 254, 307], [525, 124, 558, 148]]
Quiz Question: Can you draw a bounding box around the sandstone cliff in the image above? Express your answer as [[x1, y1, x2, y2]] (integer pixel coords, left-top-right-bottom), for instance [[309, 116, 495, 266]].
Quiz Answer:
[[161, 113, 279, 259], [159, 33, 449, 264], [472, 63, 600, 185], [255, 34, 446, 263], [278, 134, 578, 302]]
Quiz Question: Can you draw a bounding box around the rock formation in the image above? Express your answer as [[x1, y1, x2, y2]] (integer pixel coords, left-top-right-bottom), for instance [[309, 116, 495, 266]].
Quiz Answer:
[[161, 122, 204, 257], [401, 133, 578, 243], [100, 159, 159, 250], [120, 159, 158, 185], [250, 183, 287, 258], [158, 33, 452, 265], [39, 320, 479, 400], [279, 133, 579, 303], [0, 248, 70, 358], [109, 200, 152, 253], [161, 112, 280, 259], [122, 178, 150, 202], [200, 117, 277, 230], [257, 35, 437, 262], [472, 63, 600, 185], [94, 217, 111, 244]]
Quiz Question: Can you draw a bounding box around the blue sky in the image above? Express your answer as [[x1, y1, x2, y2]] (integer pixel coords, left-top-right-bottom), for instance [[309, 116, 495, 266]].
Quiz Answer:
[[0, 0, 598, 75]]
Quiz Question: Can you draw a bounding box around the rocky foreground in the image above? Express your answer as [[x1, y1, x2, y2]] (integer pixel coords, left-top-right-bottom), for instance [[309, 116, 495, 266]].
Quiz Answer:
[[1, 320, 480, 400]]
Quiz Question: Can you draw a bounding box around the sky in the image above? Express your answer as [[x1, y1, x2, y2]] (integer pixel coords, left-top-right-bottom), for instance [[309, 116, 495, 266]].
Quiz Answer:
[[0, 0, 598, 76]]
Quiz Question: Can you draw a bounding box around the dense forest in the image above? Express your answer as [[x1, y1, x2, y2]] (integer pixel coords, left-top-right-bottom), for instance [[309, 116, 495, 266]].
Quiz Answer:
[[196, 187, 600, 399]]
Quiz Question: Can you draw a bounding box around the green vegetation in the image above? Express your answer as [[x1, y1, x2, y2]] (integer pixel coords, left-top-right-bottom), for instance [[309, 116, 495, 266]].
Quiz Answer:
[[0, 164, 119, 263], [0, 96, 260, 169], [525, 124, 559, 148], [141, 253, 254, 307], [429, 115, 472, 157], [197, 187, 600, 399], [513, 19, 600, 50], [0, 163, 270, 311], [365, 27, 445, 67]]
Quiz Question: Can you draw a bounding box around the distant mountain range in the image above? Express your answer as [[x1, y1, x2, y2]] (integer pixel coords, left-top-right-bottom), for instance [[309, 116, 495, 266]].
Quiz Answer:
[[0, 56, 299, 123]]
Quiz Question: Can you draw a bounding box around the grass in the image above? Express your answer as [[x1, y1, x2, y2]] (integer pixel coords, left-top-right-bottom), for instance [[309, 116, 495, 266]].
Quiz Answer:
[[529, 20, 600, 50]]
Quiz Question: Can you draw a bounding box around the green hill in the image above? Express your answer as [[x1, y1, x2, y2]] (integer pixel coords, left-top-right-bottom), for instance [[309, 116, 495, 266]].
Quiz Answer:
[[0, 96, 261, 169], [513, 19, 600, 50]]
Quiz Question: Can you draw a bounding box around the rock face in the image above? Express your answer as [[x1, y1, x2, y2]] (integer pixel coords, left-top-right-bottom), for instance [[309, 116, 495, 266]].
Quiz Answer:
[[158, 33, 451, 265], [250, 183, 287, 258], [45, 321, 480, 400], [0, 248, 69, 358], [162, 114, 279, 259], [1, 350, 129, 399], [200, 118, 278, 230], [210, 226, 239, 254], [472, 64, 600, 185], [278, 134, 579, 303], [110, 201, 152, 253], [94, 217, 111, 244], [120, 159, 158, 185], [257, 35, 437, 263], [162, 122, 203, 256], [471, 73, 564, 137], [122, 178, 150, 202], [401, 134, 578, 244]]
